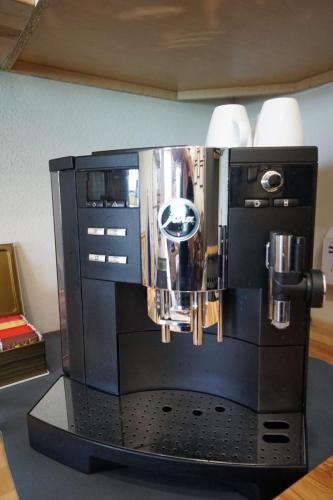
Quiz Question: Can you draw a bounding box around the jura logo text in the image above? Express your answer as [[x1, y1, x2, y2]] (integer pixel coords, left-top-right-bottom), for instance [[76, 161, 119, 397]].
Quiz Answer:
[[158, 198, 200, 242], [161, 213, 195, 228]]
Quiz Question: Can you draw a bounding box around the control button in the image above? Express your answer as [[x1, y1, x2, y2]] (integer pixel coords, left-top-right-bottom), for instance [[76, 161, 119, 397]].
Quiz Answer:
[[107, 255, 128, 264], [86, 201, 103, 208], [87, 227, 105, 236], [245, 199, 269, 208], [105, 201, 126, 208], [88, 254, 106, 262], [261, 170, 284, 192], [274, 198, 299, 207], [106, 228, 127, 237]]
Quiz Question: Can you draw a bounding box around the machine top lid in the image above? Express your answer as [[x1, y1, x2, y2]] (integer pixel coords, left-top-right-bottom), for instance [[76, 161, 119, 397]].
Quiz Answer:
[[229, 146, 318, 164], [49, 146, 318, 172]]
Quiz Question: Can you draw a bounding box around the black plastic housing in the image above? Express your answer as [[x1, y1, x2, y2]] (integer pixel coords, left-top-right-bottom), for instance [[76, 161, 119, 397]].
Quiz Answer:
[[28, 147, 319, 498]]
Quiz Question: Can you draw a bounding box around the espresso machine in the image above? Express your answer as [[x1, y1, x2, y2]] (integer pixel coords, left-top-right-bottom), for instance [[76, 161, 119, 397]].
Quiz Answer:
[[28, 146, 325, 498]]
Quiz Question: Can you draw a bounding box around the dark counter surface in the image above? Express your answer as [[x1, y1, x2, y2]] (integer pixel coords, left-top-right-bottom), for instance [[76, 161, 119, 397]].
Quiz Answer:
[[0, 332, 332, 500]]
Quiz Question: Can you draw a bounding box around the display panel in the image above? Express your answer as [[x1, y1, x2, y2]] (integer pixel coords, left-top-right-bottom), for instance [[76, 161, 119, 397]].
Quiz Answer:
[[77, 169, 139, 208]]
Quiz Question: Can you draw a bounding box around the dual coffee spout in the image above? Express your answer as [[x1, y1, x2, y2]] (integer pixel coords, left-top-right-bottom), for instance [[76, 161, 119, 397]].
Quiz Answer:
[[164, 291, 224, 346], [148, 288, 224, 346]]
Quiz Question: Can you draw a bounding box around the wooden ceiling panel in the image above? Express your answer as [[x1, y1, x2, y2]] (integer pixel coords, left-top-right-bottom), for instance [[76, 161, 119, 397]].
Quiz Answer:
[[0, 0, 34, 67], [4, 0, 333, 100]]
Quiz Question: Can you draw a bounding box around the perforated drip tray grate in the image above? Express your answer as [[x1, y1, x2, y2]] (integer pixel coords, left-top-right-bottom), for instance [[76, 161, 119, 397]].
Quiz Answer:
[[30, 377, 305, 467]]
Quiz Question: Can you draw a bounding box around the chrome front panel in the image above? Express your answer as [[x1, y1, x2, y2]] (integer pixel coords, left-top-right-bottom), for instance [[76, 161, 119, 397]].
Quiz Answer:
[[139, 146, 228, 343], [139, 146, 227, 292]]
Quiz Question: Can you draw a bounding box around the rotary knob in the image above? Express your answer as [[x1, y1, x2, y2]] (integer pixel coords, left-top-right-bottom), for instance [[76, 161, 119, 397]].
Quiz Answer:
[[261, 170, 283, 192]]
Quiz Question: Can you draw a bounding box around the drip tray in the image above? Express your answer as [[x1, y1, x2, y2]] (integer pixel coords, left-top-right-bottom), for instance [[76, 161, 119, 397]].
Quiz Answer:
[[28, 376, 306, 477]]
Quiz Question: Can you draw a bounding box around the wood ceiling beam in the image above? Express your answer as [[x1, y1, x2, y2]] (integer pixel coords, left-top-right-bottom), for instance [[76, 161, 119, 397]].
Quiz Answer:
[[177, 70, 333, 101], [11, 60, 178, 100], [0, 0, 46, 70], [11, 60, 333, 102]]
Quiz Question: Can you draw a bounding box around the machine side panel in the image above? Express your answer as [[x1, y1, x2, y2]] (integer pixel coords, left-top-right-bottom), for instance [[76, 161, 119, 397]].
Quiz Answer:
[[82, 278, 119, 394], [78, 208, 141, 284], [51, 170, 85, 382]]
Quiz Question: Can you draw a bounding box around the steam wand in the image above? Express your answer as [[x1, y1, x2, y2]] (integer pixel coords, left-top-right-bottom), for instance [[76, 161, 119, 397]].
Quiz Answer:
[[266, 232, 326, 329]]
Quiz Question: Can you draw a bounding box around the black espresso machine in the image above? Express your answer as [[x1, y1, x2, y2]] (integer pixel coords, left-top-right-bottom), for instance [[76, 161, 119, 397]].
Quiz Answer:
[[28, 146, 325, 498]]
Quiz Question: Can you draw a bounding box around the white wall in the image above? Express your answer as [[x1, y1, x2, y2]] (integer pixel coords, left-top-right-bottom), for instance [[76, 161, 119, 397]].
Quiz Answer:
[[0, 71, 215, 333], [240, 83, 333, 324], [1, 70, 332, 332]]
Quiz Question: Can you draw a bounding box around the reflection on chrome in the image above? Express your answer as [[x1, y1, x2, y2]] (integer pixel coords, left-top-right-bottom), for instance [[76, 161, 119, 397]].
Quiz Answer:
[[139, 146, 228, 345]]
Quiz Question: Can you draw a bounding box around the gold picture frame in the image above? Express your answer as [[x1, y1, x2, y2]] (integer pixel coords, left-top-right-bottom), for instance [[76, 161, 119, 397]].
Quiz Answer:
[[0, 244, 23, 317]]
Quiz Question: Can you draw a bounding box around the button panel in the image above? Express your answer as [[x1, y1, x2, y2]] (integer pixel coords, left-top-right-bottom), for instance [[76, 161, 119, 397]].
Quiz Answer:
[[79, 207, 141, 283], [106, 228, 127, 237], [88, 254, 128, 264], [229, 164, 316, 208], [87, 227, 105, 236], [245, 199, 269, 208], [86, 201, 104, 208], [107, 255, 128, 264], [89, 254, 106, 262], [105, 201, 126, 208], [273, 199, 299, 207]]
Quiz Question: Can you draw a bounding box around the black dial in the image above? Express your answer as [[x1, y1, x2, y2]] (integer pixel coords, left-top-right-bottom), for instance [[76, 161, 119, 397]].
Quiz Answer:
[[261, 170, 283, 192]]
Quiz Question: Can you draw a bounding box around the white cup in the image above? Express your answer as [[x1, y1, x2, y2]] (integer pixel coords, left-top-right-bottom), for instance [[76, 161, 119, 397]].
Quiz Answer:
[[254, 97, 304, 147], [205, 104, 252, 148]]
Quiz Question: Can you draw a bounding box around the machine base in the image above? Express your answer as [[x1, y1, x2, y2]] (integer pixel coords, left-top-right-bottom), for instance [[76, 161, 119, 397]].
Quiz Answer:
[[28, 377, 307, 498]]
